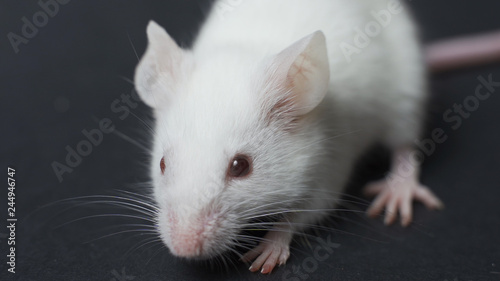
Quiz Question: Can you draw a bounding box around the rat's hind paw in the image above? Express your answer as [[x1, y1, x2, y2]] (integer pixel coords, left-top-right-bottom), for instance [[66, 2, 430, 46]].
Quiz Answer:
[[241, 230, 292, 274], [363, 178, 444, 226]]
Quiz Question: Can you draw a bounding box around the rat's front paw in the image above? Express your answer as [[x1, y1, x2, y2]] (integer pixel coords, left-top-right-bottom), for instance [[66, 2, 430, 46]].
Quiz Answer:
[[363, 178, 444, 226], [241, 229, 292, 274]]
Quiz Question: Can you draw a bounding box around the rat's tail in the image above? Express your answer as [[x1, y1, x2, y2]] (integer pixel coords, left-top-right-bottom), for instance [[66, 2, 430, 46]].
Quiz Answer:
[[425, 30, 500, 73]]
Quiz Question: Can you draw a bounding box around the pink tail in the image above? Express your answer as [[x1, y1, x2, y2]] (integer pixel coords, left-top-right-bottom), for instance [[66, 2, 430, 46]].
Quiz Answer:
[[425, 30, 500, 73]]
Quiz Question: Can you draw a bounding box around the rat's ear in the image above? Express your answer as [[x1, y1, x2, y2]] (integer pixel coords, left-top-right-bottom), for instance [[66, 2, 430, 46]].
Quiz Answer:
[[134, 21, 191, 109], [265, 31, 330, 117]]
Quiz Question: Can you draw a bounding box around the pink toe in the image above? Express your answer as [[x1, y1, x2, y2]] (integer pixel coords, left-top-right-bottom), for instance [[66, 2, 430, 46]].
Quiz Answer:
[[250, 249, 272, 272], [400, 198, 412, 227], [241, 245, 263, 263], [279, 250, 290, 266], [261, 261, 276, 274], [384, 197, 398, 225], [367, 192, 390, 218], [260, 248, 282, 274], [415, 186, 444, 209]]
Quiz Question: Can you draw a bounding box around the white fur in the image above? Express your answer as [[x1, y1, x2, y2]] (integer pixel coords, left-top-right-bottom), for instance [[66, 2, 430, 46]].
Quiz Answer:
[[134, 0, 426, 258]]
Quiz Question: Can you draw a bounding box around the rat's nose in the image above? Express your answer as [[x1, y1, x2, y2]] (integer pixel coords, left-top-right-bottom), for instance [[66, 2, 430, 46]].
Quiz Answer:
[[167, 211, 219, 258], [170, 225, 206, 257]]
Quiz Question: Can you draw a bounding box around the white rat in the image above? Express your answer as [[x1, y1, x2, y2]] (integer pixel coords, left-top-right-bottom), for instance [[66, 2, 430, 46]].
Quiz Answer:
[[134, 0, 444, 274]]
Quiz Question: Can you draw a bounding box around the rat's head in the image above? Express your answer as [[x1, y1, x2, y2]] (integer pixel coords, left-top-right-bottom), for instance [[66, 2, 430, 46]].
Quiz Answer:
[[134, 21, 330, 259]]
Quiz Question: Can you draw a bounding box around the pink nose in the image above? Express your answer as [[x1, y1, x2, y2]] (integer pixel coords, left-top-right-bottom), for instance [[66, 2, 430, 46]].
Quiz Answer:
[[166, 210, 220, 258], [170, 227, 205, 257]]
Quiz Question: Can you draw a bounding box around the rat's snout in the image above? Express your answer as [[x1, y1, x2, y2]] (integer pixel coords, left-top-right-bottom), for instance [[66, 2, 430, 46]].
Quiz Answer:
[[164, 210, 223, 259]]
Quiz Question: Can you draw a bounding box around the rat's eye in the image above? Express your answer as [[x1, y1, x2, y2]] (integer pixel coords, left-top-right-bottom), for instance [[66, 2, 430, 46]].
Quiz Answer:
[[160, 157, 166, 174], [228, 155, 252, 178]]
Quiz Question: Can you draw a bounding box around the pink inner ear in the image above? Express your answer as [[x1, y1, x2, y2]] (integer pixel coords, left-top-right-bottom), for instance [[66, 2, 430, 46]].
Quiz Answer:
[[260, 31, 329, 126], [262, 45, 320, 123], [261, 63, 310, 127], [287, 51, 314, 90]]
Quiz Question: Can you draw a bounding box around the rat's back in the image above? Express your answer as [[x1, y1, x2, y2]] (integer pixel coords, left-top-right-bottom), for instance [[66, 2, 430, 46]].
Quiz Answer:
[[194, 0, 426, 147]]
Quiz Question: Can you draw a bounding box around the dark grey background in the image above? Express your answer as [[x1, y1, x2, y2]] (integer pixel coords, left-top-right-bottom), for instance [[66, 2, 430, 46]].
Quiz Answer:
[[1, 0, 500, 280]]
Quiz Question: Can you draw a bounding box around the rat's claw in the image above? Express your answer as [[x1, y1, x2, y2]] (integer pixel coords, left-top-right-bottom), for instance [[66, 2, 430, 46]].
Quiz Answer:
[[364, 178, 443, 226], [242, 229, 292, 274]]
